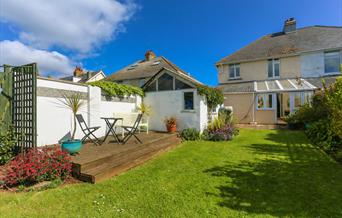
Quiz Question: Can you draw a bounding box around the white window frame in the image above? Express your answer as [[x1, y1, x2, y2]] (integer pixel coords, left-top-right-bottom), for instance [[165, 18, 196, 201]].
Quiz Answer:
[[289, 91, 314, 113], [324, 51, 341, 74], [256, 93, 275, 110], [268, 59, 280, 78], [229, 64, 240, 79], [183, 91, 195, 111]]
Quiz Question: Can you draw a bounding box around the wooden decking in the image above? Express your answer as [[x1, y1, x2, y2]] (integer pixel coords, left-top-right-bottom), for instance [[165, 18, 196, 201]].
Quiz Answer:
[[71, 132, 181, 183]]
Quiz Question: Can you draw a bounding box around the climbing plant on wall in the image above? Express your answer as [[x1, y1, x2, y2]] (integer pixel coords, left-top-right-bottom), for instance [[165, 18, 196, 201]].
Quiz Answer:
[[89, 81, 144, 98], [196, 85, 224, 111]]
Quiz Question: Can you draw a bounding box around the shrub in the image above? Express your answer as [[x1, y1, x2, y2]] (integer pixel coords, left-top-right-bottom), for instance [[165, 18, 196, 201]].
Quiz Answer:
[[0, 124, 17, 165], [196, 85, 224, 112], [203, 112, 239, 141], [288, 77, 342, 161], [305, 120, 340, 152], [90, 81, 144, 98], [180, 128, 200, 141], [3, 146, 72, 187], [206, 124, 238, 141]]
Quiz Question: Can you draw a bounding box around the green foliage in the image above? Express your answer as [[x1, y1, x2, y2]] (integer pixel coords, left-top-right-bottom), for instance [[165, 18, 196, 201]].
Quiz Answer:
[[305, 120, 340, 152], [0, 124, 17, 165], [90, 81, 144, 98], [180, 128, 200, 141], [326, 77, 342, 138], [196, 85, 224, 111], [286, 77, 342, 160], [203, 108, 239, 141]]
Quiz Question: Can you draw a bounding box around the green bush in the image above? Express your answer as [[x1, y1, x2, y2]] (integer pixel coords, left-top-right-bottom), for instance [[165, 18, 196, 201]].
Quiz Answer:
[[289, 76, 342, 160], [0, 124, 17, 165], [180, 128, 200, 141], [196, 85, 224, 111], [305, 120, 340, 152], [89, 81, 144, 98]]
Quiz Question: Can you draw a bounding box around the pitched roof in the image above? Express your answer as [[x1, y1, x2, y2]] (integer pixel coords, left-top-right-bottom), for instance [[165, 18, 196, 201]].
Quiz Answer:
[[305, 75, 339, 89], [60, 70, 104, 83], [216, 26, 342, 65], [106, 56, 194, 81]]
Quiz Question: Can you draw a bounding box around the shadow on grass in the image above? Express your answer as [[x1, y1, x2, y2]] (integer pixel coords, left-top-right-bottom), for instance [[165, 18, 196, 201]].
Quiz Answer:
[[204, 130, 342, 217]]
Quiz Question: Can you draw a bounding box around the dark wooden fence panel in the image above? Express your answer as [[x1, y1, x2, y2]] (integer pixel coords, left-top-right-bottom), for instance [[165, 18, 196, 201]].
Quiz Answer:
[[11, 63, 37, 150]]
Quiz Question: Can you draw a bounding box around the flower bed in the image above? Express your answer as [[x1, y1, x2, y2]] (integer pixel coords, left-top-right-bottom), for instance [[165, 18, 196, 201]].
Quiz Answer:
[[1, 145, 72, 189]]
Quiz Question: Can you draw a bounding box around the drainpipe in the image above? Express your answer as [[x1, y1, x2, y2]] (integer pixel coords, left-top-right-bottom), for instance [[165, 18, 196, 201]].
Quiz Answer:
[[252, 92, 255, 123]]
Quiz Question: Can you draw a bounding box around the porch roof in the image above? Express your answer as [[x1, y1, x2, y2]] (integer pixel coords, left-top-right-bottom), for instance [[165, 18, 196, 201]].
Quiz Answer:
[[255, 78, 317, 92]]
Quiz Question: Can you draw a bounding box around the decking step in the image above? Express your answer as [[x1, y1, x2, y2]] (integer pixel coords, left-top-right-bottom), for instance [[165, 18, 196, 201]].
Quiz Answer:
[[74, 134, 181, 183], [72, 133, 179, 174]]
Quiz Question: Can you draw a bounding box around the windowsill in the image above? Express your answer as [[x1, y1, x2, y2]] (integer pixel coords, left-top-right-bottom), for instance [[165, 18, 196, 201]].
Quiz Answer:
[[323, 72, 341, 76], [181, 109, 196, 113], [256, 108, 274, 111], [267, 76, 280, 79], [228, 77, 242, 81]]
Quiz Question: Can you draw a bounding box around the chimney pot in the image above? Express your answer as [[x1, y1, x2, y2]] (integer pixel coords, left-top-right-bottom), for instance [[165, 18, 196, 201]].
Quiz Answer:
[[73, 66, 84, 77], [283, 18, 296, 33], [145, 50, 156, 61]]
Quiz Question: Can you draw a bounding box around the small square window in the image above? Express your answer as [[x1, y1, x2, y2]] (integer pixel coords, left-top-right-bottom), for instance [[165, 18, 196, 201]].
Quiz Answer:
[[184, 92, 194, 110]]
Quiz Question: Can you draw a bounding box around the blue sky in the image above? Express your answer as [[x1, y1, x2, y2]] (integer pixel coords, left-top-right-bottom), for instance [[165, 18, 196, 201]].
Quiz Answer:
[[1, 0, 341, 85]]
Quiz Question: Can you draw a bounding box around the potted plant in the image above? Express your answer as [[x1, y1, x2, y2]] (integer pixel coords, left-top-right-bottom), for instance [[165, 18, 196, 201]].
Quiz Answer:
[[59, 92, 86, 154], [164, 117, 177, 133]]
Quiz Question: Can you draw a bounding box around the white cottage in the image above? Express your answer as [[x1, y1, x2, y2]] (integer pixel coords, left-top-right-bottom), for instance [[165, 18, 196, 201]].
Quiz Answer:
[[106, 50, 208, 132]]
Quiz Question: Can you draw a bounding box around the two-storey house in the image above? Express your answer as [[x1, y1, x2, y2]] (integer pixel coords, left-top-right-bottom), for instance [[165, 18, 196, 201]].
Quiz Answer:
[[216, 18, 342, 124]]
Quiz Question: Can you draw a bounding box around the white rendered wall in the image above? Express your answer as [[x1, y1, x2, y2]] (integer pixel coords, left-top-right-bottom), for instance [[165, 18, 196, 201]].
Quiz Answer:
[[300, 50, 342, 78], [36, 78, 139, 146], [144, 89, 208, 132], [300, 52, 325, 78]]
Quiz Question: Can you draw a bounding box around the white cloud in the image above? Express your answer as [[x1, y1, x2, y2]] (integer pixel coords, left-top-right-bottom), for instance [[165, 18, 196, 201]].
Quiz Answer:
[[0, 40, 75, 77], [0, 0, 137, 53]]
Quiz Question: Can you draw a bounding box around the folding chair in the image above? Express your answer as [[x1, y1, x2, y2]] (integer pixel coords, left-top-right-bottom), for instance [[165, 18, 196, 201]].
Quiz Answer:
[[76, 114, 101, 145], [121, 113, 143, 144]]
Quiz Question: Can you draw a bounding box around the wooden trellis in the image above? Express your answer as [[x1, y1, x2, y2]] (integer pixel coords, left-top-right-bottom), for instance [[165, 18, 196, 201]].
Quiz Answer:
[[11, 63, 37, 151]]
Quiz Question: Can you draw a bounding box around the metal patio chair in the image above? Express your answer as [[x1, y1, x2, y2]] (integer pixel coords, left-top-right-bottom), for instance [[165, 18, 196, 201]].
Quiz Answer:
[[120, 113, 143, 144], [76, 114, 101, 145]]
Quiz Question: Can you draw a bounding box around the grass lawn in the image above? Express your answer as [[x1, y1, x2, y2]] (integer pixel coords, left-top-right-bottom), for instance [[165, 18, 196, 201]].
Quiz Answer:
[[1, 129, 342, 217]]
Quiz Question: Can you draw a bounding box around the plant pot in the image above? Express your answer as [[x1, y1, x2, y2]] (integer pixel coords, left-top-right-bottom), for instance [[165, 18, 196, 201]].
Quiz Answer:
[[166, 124, 177, 133], [61, 140, 82, 154]]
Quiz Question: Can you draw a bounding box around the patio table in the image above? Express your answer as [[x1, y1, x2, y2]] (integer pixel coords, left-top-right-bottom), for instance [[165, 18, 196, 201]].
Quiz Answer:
[[101, 117, 123, 144]]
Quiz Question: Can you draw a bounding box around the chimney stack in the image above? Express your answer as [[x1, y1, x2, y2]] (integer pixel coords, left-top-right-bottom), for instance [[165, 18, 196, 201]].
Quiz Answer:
[[73, 66, 84, 77], [145, 50, 156, 61], [283, 18, 296, 33]]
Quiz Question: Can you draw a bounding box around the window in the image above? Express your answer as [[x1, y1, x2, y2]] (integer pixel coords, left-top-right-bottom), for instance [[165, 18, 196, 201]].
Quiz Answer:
[[145, 81, 156, 92], [324, 51, 340, 74], [257, 94, 274, 110], [229, 64, 240, 79], [294, 93, 301, 108], [184, 92, 194, 110], [175, 79, 192, 90], [303, 92, 313, 105], [268, 59, 280, 78], [158, 73, 174, 91], [139, 79, 146, 87]]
